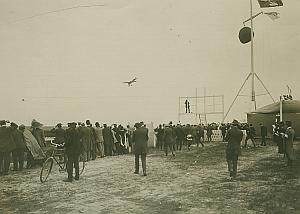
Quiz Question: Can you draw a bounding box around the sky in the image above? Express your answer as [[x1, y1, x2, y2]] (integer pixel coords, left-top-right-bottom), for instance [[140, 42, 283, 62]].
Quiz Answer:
[[0, 0, 299, 126]]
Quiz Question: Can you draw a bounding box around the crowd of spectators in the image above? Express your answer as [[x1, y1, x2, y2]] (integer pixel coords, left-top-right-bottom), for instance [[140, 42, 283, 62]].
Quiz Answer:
[[0, 119, 140, 176], [0, 118, 295, 176]]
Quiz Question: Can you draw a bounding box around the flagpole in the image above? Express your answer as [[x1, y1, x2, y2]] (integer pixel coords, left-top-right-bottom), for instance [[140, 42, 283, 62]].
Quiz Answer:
[[250, 0, 256, 110]]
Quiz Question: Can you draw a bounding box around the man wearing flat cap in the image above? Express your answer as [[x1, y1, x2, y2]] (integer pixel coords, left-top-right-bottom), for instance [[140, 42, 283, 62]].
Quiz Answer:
[[225, 120, 243, 179]]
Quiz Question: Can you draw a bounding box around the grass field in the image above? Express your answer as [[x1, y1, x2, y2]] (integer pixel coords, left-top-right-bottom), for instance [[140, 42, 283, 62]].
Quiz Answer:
[[0, 141, 299, 214]]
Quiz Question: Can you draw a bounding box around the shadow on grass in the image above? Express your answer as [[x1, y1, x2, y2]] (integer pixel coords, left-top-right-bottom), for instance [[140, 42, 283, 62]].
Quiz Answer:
[[238, 146, 300, 214]]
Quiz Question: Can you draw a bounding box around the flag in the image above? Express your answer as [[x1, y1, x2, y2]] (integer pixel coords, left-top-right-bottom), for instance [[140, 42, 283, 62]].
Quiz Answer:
[[257, 0, 283, 8], [264, 12, 280, 20]]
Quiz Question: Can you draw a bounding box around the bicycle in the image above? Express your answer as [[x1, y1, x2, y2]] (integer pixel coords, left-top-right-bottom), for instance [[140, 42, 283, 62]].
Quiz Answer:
[[40, 142, 85, 183]]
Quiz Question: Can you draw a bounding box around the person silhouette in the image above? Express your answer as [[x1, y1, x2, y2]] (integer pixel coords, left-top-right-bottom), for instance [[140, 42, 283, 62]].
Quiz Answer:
[[185, 100, 189, 113]]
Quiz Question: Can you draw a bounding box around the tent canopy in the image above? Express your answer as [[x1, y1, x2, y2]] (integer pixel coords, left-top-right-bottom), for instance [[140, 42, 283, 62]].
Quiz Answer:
[[251, 100, 300, 114]]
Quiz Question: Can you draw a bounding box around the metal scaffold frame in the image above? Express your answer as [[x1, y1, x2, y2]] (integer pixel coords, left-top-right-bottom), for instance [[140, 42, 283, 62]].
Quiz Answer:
[[178, 90, 224, 124]]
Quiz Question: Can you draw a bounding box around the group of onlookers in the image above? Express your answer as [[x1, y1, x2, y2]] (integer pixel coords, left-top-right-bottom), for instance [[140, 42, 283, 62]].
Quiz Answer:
[[0, 120, 27, 176], [155, 119, 296, 180], [52, 120, 139, 161], [154, 122, 213, 156], [0, 119, 137, 177], [62, 120, 148, 181], [272, 120, 296, 166], [223, 119, 296, 180], [1, 118, 296, 180], [52, 120, 134, 162]]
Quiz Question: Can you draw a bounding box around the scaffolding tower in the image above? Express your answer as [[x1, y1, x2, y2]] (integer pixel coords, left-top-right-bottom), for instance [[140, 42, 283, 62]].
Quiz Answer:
[[178, 90, 224, 124]]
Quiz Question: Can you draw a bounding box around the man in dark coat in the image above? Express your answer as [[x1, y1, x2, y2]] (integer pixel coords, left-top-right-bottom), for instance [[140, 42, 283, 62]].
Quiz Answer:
[[154, 124, 164, 150], [11, 123, 27, 171], [206, 125, 213, 142], [199, 125, 205, 144], [102, 124, 114, 156], [196, 125, 204, 147], [220, 124, 227, 142], [86, 120, 97, 160], [260, 123, 267, 146], [0, 120, 16, 175], [64, 122, 82, 182], [244, 124, 257, 148], [225, 120, 243, 179], [78, 122, 93, 161], [175, 124, 185, 150], [132, 122, 149, 176], [112, 124, 122, 155], [283, 121, 295, 167], [277, 121, 286, 154], [51, 123, 66, 145], [163, 123, 176, 156]]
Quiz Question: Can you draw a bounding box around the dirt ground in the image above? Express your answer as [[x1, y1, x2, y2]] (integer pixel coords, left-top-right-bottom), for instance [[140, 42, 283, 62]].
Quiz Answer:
[[0, 141, 299, 214]]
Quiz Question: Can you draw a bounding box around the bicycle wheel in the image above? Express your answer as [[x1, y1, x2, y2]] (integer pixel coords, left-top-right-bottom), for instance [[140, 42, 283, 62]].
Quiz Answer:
[[40, 157, 54, 183], [79, 161, 85, 175]]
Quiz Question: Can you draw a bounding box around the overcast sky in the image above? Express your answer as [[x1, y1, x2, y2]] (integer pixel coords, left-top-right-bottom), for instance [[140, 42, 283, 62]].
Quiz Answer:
[[0, 0, 299, 126]]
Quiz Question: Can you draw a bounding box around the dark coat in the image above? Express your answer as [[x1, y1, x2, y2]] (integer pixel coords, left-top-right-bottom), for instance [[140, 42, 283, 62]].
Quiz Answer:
[[11, 128, 26, 150], [225, 126, 243, 159], [285, 127, 295, 160], [102, 127, 114, 145], [0, 127, 16, 152], [155, 127, 164, 141], [78, 126, 93, 152], [206, 126, 213, 136], [88, 126, 97, 146], [65, 128, 82, 157], [163, 127, 176, 145], [175, 126, 185, 139], [132, 127, 148, 154], [220, 125, 227, 136], [199, 126, 205, 137], [246, 126, 256, 137], [51, 127, 66, 144], [260, 126, 267, 137]]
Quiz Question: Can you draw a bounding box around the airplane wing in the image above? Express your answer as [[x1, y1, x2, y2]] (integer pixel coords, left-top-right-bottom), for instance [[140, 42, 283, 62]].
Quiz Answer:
[[123, 78, 137, 85]]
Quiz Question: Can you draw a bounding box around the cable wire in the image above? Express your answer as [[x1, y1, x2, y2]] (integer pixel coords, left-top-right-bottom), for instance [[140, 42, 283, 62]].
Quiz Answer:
[[10, 4, 106, 24]]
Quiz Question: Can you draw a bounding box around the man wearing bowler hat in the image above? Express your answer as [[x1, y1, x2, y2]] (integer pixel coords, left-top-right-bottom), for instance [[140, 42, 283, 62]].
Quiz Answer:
[[132, 122, 149, 176], [225, 119, 243, 179], [64, 122, 82, 182]]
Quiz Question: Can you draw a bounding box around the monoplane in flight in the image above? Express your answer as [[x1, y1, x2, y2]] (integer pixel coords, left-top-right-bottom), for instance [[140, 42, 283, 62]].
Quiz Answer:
[[123, 77, 137, 86]]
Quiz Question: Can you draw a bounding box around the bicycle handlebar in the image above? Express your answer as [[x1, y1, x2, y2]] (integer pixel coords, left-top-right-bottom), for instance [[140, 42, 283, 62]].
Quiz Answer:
[[50, 141, 65, 148]]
